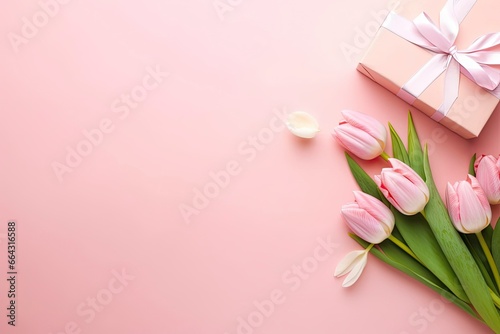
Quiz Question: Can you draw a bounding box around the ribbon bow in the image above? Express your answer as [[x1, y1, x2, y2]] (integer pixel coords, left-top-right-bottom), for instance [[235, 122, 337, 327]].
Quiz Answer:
[[383, 0, 500, 120]]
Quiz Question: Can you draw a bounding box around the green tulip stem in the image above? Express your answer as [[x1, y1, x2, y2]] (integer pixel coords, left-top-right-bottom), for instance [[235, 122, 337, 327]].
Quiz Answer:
[[476, 232, 500, 290], [380, 152, 390, 161], [489, 288, 500, 309], [388, 235, 424, 266], [366, 243, 375, 252]]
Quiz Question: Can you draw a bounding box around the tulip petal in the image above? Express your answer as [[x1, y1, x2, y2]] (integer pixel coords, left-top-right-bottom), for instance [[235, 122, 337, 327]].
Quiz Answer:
[[476, 155, 500, 205], [474, 154, 484, 172], [342, 250, 368, 287], [334, 249, 366, 277], [286, 111, 320, 138], [374, 174, 387, 195], [446, 182, 464, 232], [341, 110, 387, 147], [469, 175, 492, 217], [457, 179, 491, 233]]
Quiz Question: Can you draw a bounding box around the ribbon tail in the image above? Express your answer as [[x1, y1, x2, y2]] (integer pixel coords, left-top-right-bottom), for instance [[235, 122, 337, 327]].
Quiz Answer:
[[487, 84, 500, 99], [433, 59, 461, 121], [399, 54, 449, 105], [447, 0, 476, 25]]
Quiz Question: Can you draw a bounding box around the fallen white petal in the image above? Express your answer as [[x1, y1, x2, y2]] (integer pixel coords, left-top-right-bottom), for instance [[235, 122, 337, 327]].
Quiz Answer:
[[334, 249, 366, 277], [286, 111, 320, 138], [342, 250, 368, 287]]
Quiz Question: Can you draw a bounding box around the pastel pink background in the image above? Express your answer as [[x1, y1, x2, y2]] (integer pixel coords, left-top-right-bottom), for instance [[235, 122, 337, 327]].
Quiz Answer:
[[1, 0, 499, 334]]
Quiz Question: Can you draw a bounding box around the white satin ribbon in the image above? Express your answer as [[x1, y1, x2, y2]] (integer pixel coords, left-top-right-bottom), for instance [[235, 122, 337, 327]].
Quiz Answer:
[[382, 0, 500, 121]]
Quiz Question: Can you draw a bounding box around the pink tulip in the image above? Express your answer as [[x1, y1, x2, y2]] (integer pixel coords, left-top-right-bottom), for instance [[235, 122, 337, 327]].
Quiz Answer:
[[332, 110, 387, 160], [446, 175, 492, 234], [341, 191, 395, 244], [475, 155, 500, 205], [375, 158, 429, 215]]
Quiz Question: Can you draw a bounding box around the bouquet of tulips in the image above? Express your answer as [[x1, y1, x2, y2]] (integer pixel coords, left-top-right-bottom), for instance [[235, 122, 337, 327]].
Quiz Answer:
[[332, 110, 500, 333]]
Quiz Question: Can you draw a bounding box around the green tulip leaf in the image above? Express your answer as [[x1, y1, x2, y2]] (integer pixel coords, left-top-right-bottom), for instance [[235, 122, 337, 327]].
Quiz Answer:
[[350, 234, 481, 321], [393, 209, 469, 302], [389, 123, 410, 165], [469, 153, 477, 176], [407, 112, 425, 179], [423, 146, 500, 333], [378, 237, 446, 290], [463, 233, 498, 295], [484, 225, 494, 250], [491, 218, 500, 278], [345, 152, 381, 200]]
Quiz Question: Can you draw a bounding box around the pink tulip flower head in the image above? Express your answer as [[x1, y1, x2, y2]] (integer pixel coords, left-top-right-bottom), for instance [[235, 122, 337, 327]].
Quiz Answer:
[[332, 110, 387, 160], [475, 155, 500, 205], [375, 159, 430, 215], [341, 191, 395, 244], [446, 175, 492, 234]]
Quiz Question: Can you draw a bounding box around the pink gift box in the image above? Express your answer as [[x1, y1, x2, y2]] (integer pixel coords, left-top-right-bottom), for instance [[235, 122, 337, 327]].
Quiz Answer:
[[357, 0, 500, 139]]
